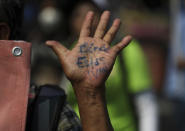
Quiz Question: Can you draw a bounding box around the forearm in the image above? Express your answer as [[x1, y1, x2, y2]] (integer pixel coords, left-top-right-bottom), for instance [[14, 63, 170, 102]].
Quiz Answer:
[[73, 83, 113, 131]]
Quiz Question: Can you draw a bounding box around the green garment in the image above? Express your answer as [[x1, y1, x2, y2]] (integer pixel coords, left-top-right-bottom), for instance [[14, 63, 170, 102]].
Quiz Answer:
[[67, 40, 152, 131]]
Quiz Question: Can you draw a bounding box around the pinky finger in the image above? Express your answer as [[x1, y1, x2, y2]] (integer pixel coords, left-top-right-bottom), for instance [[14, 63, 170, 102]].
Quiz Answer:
[[111, 35, 132, 54]]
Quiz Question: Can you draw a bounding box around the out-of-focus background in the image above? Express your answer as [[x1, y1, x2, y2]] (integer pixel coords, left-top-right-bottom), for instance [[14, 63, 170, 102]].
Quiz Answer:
[[21, 0, 185, 131]]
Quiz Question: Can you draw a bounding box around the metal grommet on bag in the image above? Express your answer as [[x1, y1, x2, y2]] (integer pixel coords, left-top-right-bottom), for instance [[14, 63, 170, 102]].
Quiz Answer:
[[12, 46, 22, 56]]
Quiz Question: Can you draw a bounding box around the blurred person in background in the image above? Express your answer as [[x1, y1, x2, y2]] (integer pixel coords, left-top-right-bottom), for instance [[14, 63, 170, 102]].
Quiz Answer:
[[66, 1, 159, 131], [23, 0, 69, 89], [165, 0, 185, 131]]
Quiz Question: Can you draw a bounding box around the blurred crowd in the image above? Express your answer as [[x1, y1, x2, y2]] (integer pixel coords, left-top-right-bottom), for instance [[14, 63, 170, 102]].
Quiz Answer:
[[21, 0, 185, 131]]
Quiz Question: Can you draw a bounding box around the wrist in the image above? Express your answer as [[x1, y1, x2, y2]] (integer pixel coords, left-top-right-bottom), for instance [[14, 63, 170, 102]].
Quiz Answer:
[[73, 82, 106, 104], [72, 80, 106, 89], [72, 84, 113, 131]]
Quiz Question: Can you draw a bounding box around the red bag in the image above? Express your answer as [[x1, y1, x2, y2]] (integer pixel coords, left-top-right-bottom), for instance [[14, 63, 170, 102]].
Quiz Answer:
[[0, 41, 31, 131]]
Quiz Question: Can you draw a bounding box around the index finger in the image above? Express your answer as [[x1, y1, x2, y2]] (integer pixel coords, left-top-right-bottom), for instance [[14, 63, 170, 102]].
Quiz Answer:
[[79, 11, 94, 38]]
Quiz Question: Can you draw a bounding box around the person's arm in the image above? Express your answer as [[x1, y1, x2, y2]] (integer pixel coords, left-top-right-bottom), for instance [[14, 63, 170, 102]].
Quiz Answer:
[[74, 84, 113, 131], [46, 11, 132, 131]]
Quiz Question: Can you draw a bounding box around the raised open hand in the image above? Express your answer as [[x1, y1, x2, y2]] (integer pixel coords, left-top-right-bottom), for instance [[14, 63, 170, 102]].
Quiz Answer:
[[46, 11, 132, 88]]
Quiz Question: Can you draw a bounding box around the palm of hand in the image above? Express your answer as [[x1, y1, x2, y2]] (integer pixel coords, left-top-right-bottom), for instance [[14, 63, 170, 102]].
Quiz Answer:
[[46, 11, 132, 88], [63, 38, 115, 86]]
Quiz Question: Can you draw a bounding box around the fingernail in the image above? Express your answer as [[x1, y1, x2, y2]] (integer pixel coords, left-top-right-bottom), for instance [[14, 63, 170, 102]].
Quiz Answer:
[[46, 41, 52, 45], [104, 10, 110, 14], [113, 19, 121, 26], [127, 35, 133, 40], [87, 11, 94, 16]]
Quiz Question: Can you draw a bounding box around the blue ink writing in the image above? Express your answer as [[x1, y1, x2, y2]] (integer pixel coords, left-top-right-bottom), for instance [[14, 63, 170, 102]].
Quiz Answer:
[[79, 43, 109, 53], [77, 56, 89, 68], [80, 43, 88, 53], [76, 57, 105, 68]]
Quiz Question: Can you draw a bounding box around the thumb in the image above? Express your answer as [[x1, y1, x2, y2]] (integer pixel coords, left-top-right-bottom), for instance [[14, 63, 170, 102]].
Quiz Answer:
[[46, 41, 69, 59], [111, 35, 132, 54]]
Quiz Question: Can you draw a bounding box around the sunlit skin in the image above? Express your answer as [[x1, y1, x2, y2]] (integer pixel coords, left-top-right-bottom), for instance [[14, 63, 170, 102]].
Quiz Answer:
[[46, 11, 132, 131]]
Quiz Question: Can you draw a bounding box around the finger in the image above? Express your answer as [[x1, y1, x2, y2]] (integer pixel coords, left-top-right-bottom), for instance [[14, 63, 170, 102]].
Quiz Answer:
[[94, 11, 110, 39], [46, 41, 69, 59], [79, 11, 94, 38], [111, 35, 132, 54], [103, 18, 121, 44]]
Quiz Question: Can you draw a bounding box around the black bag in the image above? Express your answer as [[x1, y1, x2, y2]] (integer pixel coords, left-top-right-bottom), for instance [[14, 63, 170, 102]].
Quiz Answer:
[[26, 85, 66, 131]]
